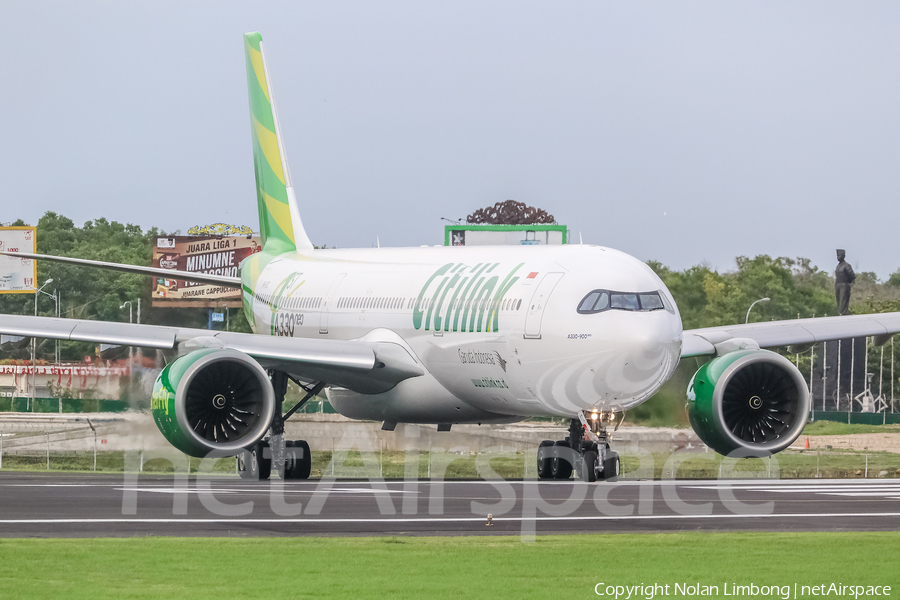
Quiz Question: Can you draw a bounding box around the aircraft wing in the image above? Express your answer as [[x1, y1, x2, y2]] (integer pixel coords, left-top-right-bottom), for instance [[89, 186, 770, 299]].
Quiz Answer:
[[0, 314, 423, 394], [681, 312, 900, 358], [0, 251, 241, 288]]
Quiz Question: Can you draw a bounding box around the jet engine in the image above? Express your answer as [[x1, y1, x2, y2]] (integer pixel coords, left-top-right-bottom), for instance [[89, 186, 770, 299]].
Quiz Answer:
[[687, 349, 810, 457], [151, 349, 274, 457]]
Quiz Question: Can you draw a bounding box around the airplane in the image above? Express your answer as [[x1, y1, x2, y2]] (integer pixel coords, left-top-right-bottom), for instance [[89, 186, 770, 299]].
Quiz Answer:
[[3, 32, 900, 482]]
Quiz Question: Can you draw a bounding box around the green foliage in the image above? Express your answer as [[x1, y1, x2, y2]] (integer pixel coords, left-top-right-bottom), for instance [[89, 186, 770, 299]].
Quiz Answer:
[[888, 270, 900, 287], [642, 255, 900, 426], [650, 255, 840, 329], [802, 421, 900, 436], [1, 212, 249, 360]]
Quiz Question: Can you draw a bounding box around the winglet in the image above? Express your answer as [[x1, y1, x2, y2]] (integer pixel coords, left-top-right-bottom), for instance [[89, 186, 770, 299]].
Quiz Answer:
[[243, 32, 313, 254]]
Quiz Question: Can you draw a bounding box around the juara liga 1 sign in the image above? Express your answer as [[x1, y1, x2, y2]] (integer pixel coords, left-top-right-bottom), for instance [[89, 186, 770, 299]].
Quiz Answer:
[[152, 235, 261, 307]]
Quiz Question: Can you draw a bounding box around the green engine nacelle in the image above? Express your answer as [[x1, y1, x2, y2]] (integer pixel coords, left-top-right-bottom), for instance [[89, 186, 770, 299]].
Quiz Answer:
[[151, 348, 275, 457], [687, 349, 810, 457]]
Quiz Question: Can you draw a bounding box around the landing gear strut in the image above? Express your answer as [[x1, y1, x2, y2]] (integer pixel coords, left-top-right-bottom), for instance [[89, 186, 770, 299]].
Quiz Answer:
[[237, 371, 323, 481], [536, 411, 620, 482]]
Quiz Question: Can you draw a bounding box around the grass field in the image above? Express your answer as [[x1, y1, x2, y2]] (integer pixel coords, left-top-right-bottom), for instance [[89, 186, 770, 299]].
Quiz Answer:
[[801, 421, 900, 436], [2, 447, 900, 479], [0, 533, 896, 599]]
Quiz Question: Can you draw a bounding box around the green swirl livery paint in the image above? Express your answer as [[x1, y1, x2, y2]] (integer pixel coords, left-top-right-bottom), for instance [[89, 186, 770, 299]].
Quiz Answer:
[[151, 349, 222, 456], [413, 262, 523, 333], [267, 273, 305, 335], [687, 349, 764, 455]]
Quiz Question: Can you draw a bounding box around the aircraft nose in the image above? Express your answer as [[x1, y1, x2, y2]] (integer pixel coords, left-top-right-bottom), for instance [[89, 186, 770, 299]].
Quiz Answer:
[[578, 311, 682, 411], [617, 313, 680, 368]]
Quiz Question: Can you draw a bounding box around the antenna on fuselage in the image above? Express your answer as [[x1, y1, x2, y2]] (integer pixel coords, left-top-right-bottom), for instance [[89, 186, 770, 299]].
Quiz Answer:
[[579, 232, 583, 245]]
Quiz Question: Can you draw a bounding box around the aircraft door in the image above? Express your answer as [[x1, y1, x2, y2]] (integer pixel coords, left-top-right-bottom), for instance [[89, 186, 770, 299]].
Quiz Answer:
[[523, 272, 564, 339], [319, 273, 346, 334]]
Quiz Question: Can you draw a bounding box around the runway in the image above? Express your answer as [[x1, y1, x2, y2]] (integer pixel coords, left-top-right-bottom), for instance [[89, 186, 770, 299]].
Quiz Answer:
[[1, 472, 900, 537]]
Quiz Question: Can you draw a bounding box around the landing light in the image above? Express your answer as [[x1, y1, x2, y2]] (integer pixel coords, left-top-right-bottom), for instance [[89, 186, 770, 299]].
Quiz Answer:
[[590, 410, 599, 421]]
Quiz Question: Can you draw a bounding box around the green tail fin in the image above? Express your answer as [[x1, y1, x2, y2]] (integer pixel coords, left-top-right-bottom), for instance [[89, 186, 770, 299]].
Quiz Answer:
[[243, 32, 313, 254]]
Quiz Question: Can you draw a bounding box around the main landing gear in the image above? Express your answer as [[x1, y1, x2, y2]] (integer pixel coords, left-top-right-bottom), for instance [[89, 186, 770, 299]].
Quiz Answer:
[[536, 411, 620, 482], [237, 371, 324, 481]]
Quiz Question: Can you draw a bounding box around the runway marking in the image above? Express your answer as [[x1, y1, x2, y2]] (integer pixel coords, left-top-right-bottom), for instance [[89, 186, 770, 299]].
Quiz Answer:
[[114, 488, 237, 494], [113, 487, 419, 495], [688, 482, 900, 500], [1, 484, 123, 487], [1, 512, 900, 525]]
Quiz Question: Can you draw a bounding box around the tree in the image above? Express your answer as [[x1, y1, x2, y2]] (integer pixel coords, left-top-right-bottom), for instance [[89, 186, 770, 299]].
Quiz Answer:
[[888, 270, 900, 287], [0, 213, 172, 361]]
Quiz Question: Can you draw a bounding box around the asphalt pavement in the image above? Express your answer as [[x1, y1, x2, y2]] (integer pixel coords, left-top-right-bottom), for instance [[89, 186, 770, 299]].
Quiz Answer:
[[1, 472, 899, 537]]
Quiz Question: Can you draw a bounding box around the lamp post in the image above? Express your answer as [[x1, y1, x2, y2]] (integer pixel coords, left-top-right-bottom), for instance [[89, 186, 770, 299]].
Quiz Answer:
[[38, 286, 60, 408], [31, 278, 53, 410], [120, 299, 140, 324], [745, 297, 770, 324], [120, 301, 133, 324], [120, 301, 134, 372]]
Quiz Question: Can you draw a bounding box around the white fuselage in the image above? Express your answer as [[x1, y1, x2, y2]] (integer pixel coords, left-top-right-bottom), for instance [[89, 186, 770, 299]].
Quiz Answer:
[[246, 244, 683, 423]]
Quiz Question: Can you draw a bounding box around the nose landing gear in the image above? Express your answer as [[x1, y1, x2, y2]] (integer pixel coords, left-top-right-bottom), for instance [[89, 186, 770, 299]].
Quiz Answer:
[[536, 411, 620, 482]]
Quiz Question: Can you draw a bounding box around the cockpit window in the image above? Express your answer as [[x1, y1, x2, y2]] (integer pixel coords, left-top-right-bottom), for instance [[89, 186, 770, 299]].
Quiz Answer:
[[578, 292, 600, 312], [610, 293, 639, 310], [658, 290, 675, 314], [578, 291, 610, 312], [639, 293, 664, 311], [577, 289, 666, 314]]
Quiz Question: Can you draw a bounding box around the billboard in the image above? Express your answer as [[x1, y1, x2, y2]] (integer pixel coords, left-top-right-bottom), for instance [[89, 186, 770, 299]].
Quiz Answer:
[[444, 224, 567, 247], [152, 235, 261, 307], [0, 226, 37, 294]]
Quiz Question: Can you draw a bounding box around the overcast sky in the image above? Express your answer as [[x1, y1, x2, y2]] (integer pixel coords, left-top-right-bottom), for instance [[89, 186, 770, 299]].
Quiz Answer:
[[1, 2, 898, 278]]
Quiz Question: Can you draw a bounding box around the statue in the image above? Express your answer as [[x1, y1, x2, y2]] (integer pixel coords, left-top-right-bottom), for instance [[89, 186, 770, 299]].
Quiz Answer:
[[466, 200, 555, 225], [834, 249, 855, 315]]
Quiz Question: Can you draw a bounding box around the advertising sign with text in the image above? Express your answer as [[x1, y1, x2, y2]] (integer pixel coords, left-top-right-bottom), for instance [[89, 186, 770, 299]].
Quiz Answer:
[[151, 235, 261, 306], [0, 226, 37, 294]]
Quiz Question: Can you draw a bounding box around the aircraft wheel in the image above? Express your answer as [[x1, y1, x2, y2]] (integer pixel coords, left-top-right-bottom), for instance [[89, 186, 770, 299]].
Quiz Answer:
[[551, 441, 573, 480], [537, 441, 554, 479], [276, 441, 292, 480], [238, 440, 271, 481], [600, 451, 620, 481], [581, 450, 598, 482], [283, 440, 311, 480]]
